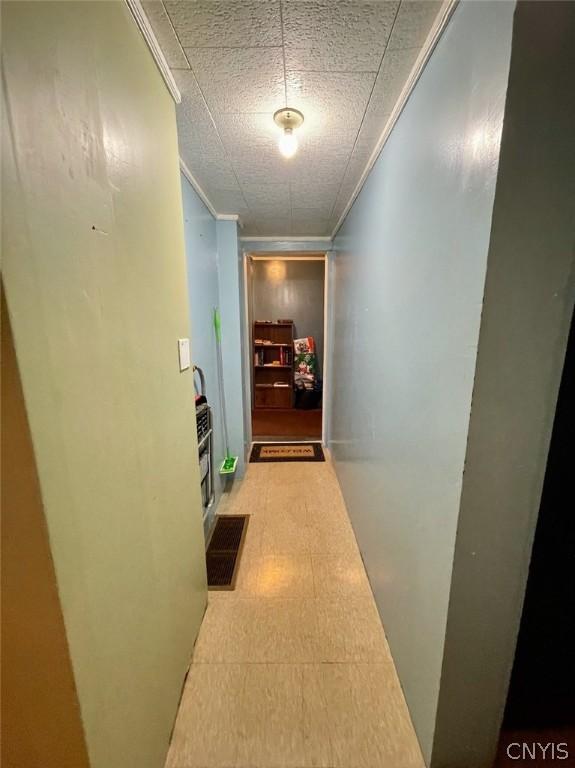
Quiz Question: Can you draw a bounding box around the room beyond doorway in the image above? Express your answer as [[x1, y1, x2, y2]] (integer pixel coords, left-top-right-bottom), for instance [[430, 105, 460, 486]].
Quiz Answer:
[[245, 253, 327, 443]]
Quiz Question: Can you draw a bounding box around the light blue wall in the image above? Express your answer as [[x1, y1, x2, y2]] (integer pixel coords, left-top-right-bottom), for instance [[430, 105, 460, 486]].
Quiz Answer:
[[180, 174, 225, 528], [217, 220, 247, 476], [329, 1, 515, 762], [181, 180, 247, 523]]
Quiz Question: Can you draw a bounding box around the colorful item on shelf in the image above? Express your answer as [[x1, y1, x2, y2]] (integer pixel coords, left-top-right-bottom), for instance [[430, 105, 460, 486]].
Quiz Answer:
[[294, 337, 317, 391], [294, 336, 315, 355]]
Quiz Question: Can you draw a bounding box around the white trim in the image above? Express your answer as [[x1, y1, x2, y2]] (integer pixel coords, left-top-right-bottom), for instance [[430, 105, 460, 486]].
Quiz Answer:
[[242, 254, 253, 447], [330, 0, 459, 239], [321, 253, 330, 446], [179, 158, 218, 218], [240, 236, 332, 243], [180, 160, 241, 226], [243, 251, 330, 446], [124, 0, 181, 104], [250, 255, 326, 261]]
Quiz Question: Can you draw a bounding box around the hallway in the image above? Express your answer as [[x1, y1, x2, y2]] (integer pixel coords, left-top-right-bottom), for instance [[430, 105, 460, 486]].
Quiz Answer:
[[165, 456, 424, 768], [3, 1, 574, 766]]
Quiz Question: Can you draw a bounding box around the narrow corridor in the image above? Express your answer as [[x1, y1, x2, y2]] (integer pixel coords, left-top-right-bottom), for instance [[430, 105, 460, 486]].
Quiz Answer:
[[165, 456, 424, 768]]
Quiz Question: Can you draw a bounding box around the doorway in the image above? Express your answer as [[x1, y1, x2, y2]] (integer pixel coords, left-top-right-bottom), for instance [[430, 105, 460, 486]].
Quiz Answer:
[[244, 253, 327, 443]]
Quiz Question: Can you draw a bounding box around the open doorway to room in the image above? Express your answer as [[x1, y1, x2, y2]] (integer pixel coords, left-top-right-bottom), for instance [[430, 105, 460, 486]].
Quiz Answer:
[[245, 253, 327, 442]]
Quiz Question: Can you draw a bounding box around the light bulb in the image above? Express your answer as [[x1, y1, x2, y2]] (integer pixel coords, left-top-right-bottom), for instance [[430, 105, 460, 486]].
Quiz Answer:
[[279, 128, 298, 159]]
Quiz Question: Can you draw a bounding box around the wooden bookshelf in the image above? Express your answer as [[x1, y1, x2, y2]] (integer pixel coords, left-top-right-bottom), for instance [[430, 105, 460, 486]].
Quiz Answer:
[[253, 321, 294, 409]]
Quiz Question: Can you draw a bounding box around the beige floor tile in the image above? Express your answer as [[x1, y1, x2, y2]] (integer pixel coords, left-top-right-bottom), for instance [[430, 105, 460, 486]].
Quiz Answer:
[[308, 515, 359, 556], [232, 551, 261, 597], [304, 664, 424, 768], [236, 664, 324, 768], [314, 598, 391, 663], [242, 513, 265, 557], [253, 599, 317, 663], [193, 598, 318, 664], [167, 457, 422, 768], [311, 553, 372, 599], [255, 554, 315, 598], [165, 663, 245, 768], [211, 554, 315, 600], [193, 599, 258, 663], [261, 505, 312, 556]]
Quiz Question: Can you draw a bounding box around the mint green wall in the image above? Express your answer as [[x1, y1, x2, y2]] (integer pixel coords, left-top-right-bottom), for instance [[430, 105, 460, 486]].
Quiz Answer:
[[2, 3, 207, 767]]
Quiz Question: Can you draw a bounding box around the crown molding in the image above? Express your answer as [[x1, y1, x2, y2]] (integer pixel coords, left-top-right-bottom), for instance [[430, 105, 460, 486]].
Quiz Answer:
[[179, 158, 218, 218], [330, 0, 459, 239], [239, 236, 332, 243], [124, 0, 181, 104]]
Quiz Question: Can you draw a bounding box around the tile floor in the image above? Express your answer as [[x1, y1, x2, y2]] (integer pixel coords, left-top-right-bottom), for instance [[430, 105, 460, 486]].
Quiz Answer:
[[165, 455, 424, 768]]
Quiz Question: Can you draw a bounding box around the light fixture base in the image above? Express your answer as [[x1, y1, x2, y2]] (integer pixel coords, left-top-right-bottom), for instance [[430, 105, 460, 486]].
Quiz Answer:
[[273, 107, 304, 131]]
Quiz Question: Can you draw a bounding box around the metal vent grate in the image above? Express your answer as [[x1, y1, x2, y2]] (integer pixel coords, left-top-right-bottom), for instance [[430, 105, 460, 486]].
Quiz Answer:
[[206, 515, 249, 590]]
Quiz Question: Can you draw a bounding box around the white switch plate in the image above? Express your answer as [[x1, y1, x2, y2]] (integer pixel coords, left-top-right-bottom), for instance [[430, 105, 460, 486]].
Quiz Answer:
[[178, 338, 190, 371]]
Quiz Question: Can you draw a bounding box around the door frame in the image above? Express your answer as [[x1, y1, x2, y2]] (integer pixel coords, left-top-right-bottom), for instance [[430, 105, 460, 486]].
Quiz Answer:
[[241, 250, 331, 446]]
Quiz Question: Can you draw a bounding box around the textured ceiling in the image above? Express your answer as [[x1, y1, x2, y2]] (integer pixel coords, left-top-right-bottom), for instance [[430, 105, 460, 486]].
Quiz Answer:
[[142, 0, 443, 236]]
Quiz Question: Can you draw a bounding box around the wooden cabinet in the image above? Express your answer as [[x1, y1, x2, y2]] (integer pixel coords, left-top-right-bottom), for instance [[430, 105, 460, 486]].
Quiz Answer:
[[253, 321, 294, 409]]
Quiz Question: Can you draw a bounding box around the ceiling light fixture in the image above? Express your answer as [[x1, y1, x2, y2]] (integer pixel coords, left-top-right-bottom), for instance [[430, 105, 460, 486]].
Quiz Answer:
[[274, 108, 304, 159]]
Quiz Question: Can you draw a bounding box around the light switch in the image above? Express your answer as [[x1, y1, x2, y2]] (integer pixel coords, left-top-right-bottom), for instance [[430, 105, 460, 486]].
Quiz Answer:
[[178, 338, 190, 371]]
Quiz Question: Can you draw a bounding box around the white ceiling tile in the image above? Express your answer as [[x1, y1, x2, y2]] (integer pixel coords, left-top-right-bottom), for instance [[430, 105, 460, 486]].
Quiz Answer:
[[230, 155, 293, 187], [284, 46, 378, 74], [329, 197, 351, 228], [141, 1, 189, 69], [187, 47, 285, 114], [387, 1, 443, 51], [282, 1, 399, 71], [357, 111, 393, 149], [240, 218, 260, 236], [241, 183, 291, 210], [175, 70, 242, 197], [291, 220, 332, 236], [142, 0, 441, 236], [215, 113, 279, 162], [164, 1, 282, 48], [291, 207, 332, 223], [210, 190, 250, 216], [290, 182, 339, 217], [359, 47, 420, 139], [174, 70, 219, 134], [286, 71, 376, 139], [254, 217, 293, 236]]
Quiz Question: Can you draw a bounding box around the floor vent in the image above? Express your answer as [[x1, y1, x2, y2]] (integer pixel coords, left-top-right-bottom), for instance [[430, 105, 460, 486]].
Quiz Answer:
[[206, 515, 249, 590]]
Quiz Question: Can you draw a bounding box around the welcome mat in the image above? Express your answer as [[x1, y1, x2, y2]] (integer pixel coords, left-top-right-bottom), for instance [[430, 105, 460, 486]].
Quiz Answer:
[[250, 442, 325, 463], [206, 515, 249, 589]]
